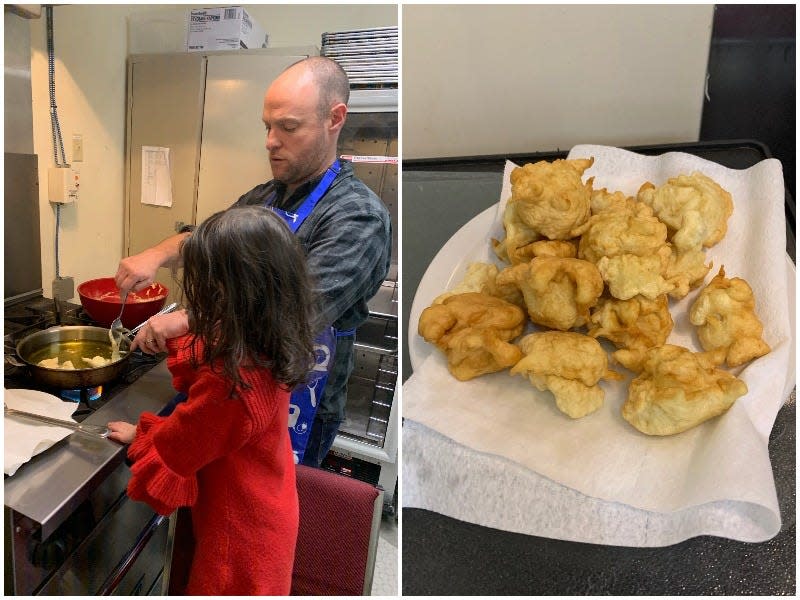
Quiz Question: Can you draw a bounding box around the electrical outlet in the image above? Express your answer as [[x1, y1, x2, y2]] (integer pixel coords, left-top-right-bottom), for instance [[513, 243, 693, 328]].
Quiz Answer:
[[72, 134, 83, 162], [48, 166, 80, 203], [52, 276, 75, 301]]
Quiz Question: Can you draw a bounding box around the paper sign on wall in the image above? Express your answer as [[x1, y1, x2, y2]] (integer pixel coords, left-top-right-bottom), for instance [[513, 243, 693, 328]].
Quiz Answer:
[[141, 146, 173, 207]]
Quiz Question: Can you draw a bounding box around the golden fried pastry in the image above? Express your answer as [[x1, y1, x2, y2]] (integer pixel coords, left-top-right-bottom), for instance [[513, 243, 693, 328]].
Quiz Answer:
[[637, 172, 733, 252], [575, 208, 675, 300], [498, 238, 579, 266], [432, 262, 525, 309], [589, 187, 653, 217], [622, 344, 748, 435], [587, 295, 674, 371], [576, 208, 669, 264], [596, 251, 675, 301], [525, 239, 578, 259], [492, 200, 542, 264], [496, 256, 604, 330], [418, 292, 526, 380], [439, 328, 525, 381], [689, 267, 770, 367], [664, 246, 712, 299], [511, 331, 622, 418], [509, 158, 594, 240], [433, 262, 501, 304]]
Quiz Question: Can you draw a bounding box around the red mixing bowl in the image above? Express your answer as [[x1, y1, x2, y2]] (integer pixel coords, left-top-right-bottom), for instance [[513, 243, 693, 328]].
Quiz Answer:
[[77, 278, 169, 329]]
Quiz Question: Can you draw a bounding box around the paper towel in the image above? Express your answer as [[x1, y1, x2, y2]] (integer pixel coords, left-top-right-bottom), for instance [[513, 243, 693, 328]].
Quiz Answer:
[[403, 145, 794, 546], [5, 388, 76, 477]]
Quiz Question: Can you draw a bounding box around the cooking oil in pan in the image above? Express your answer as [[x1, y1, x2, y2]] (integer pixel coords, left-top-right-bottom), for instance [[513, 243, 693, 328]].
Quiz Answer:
[[28, 340, 114, 370]]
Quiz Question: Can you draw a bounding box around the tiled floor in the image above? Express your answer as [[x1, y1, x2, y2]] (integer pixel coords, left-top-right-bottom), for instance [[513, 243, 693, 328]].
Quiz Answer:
[[370, 514, 398, 595]]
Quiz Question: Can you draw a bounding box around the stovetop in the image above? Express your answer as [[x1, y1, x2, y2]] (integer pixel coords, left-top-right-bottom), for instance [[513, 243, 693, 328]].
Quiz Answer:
[[4, 296, 161, 422]]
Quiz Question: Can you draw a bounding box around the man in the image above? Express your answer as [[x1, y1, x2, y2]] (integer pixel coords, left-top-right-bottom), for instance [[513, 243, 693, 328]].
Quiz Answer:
[[115, 56, 392, 467]]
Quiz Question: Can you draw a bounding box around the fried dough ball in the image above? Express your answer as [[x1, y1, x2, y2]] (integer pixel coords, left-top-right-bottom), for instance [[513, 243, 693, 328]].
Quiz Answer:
[[492, 200, 543, 265], [433, 262, 525, 309], [637, 172, 734, 252], [509, 158, 594, 240], [664, 246, 712, 299], [511, 332, 622, 418], [495, 257, 604, 330], [596, 251, 675, 301], [621, 344, 748, 435], [525, 239, 578, 259], [575, 209, 675, 300], [587, 295, 674, 372], [689, 267, 771, 367], [589, 188, 653, 217], [575, 208, 669, 264], [496, 238, 578, 266], [433, 262, 502, 305], [439, 328, 526, 381], [418, 292, 526, 380]]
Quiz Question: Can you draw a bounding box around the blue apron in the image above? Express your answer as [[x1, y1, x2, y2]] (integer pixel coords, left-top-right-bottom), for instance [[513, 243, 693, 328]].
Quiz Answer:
[[267, 160, 353, 463]]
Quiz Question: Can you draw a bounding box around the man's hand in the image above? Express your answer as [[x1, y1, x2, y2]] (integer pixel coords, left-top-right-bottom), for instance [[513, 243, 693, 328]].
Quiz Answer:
[[115, 233, 189, 295], [115, 248, 166, 295], [107, 421, 137, 444], [132, 310, 190, 354]]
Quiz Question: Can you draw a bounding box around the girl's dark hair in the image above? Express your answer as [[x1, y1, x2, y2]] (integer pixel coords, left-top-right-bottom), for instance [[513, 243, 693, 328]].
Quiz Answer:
[[180, 206, 315, 395]]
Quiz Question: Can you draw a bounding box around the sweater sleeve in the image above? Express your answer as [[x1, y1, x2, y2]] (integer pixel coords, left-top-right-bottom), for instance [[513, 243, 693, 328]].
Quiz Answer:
[[126, 368, 268, 515], [127, 413, 198, 515]]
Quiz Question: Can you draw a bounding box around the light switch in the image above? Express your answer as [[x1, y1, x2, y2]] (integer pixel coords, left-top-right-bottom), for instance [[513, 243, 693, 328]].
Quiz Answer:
[[72, 134, 83, 162]]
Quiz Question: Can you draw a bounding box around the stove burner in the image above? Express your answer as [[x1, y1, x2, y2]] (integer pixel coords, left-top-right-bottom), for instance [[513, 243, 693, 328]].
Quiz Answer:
[[61, 386, 103, 403]]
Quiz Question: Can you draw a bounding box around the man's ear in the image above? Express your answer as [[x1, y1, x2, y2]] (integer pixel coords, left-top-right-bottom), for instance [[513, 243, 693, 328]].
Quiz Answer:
[[329, 102, 347, 133]]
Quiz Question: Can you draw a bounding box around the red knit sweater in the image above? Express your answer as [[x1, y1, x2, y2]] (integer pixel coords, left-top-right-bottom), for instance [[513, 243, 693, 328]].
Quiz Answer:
[[126, 336, 298, 595]]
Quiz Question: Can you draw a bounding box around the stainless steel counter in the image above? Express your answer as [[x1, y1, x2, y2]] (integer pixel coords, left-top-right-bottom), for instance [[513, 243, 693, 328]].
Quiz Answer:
[[5, 360, 176, 540]]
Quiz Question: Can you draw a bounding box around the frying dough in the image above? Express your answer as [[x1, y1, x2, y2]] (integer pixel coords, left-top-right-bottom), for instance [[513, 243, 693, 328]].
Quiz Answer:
[[37, 357, 76, 370]]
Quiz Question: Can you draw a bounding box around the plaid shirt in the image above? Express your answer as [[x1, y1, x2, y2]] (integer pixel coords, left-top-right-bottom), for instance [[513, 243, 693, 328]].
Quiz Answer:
[[233, 160, 393, 419]]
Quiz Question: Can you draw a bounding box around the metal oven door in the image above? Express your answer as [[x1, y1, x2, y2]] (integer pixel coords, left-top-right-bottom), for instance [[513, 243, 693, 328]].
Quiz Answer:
[[8, 462, 170, 596]]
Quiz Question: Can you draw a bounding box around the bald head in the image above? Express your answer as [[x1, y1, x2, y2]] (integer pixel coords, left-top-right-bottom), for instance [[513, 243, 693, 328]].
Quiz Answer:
[[262, 56, 349, 191], [283, 56, 350, 119]]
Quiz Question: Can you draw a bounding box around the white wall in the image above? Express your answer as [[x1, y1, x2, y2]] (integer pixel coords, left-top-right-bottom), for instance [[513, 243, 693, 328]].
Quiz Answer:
[[29, 3, 397, 298], [402, 4, 715, 158]]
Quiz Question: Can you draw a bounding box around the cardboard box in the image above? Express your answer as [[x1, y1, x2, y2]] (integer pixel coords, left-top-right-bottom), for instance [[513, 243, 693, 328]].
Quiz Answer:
[[187, 6, 268, 52]]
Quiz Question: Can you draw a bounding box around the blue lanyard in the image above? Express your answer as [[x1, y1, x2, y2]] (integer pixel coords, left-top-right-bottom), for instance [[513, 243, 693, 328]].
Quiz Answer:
[[266, 160, 341, 233]]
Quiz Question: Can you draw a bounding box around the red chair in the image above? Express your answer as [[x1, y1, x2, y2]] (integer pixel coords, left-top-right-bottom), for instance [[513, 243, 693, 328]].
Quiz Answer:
[[291, 464, 384, 596]]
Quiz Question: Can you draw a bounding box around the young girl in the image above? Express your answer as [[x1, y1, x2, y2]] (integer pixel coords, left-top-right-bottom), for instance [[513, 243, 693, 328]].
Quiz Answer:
[[108, 206, 315, 595]]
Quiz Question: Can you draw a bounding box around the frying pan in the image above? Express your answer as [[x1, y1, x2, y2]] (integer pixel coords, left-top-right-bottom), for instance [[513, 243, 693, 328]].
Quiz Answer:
[[10, 302, 178, 389], [13, 326, 132, 389]]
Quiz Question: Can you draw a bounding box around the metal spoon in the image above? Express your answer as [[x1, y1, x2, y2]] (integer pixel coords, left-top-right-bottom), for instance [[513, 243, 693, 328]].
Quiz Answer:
[[4, 405, 110, 438], [110, 290, 129, 347]]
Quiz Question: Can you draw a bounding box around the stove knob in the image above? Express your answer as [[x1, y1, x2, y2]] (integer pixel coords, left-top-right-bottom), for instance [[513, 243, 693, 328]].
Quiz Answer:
[[30, 537, 68, 570]]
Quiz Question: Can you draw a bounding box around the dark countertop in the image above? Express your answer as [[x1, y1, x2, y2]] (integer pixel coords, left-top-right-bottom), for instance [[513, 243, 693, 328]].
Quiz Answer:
[[401, 141, 796, 595]]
